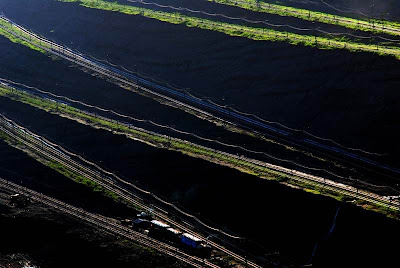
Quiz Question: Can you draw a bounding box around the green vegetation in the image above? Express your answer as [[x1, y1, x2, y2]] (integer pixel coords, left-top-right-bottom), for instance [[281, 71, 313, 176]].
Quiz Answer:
[[47, 161, 120, 201], [0, 85, 284, 181], [285, 175, 399, 219], [0, 21, 45, 53], [0, 5, 399, 216], [0, 85, 398, 218], [52, 0, 400, 59], [0, 11, 345, 172], [0, 130, 14, 144], [210, 0, 400, 36], [1, 1, 400, 60], [0, 126, 120, 202]]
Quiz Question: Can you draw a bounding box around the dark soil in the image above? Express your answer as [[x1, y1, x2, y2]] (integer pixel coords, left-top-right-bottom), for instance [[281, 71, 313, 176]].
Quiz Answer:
[[0, 0, 399, 190], [0, 193, 186, 268], [0, 138, 136, 219], [1, 0, 399, 161], [124, 0, 400, 44], [0, 24, 339, 179], [0, 96, 399, 267], [0, 0, 400, 266], [3, 32, 396, 195]]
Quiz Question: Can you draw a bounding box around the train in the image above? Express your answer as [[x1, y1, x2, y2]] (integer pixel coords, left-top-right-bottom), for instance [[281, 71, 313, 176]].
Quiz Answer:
[[125, 213, 211, 256]]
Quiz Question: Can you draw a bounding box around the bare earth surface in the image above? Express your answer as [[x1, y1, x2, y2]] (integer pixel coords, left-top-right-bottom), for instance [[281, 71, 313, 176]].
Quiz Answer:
[[1, 0, 399, 161], [0, 0, 400, 267]]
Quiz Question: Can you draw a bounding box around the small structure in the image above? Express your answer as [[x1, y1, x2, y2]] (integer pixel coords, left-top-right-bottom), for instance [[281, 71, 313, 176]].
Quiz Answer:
[[9, 194, 30, 207], [137, 212, 152, 220], [181, 233, 202, 248]]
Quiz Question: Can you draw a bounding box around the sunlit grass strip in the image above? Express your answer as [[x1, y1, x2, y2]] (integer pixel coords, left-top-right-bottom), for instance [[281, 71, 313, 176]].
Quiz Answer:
[[47, 161, 121, 202], [0, 14, 361, 173], [0, 86, 398, 218], [210, 0, 400, 37], [0, 12, 399, 215], [55, 0, 400, 59], [0, 86, 283, 180], [0, 128, 121, 202], [0, 21, 45, 53]]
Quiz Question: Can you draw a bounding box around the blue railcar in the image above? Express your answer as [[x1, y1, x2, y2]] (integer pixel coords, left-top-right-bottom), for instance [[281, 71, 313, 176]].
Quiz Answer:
[[181, 233, 202, 248]]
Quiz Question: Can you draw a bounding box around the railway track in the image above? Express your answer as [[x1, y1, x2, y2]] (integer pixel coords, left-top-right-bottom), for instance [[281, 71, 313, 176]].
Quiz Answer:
[[2, 79, 399, 198], [1, 104, 398, 214], [0, 14, 399, 266], [0, 106, 399, 267], [1, 15, 399, 177], [0, 177, 218, 268], [210, 0, 400, 37], [0, 115, 264, 268]]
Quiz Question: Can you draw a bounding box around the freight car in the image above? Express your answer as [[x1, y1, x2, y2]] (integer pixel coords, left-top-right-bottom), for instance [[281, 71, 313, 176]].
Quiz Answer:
[[181, 233, 202, 249], [133, 216, 210, 256]]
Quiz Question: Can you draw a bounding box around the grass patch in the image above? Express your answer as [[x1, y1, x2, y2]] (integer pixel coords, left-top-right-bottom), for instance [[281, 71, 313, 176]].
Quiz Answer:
[[0, 21, 46, 53], [211, 0, 400, 36], [0, 85, 399, 218], [0, 126, 120, 202], [0, 130, 14, 144], [51, 0, 400, 59], [47, 161, 120, 202], [0, 127, 122, 204], [0, 86, 283, 181]]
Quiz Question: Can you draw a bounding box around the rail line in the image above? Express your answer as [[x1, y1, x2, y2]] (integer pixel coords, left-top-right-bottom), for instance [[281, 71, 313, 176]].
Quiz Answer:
[[318, 0, 400, 21], [208, 0, 400, 37], [1, 104, 399, 268], [2, 111, 399, 214], [0, 83, 261, 240], [0, 177, 218, 268], [1, 107, 399, 218], [4, 78, 400, 198], [70, 34, 390, 158], [0, 114, 264, 268], [0, 15, 398, 178], [1, 78, 376, 188], [1, 19, 399, 210], [3, 78, 399, 199], [1, 104, 399, 265], [72, 47, 387, 157], [129, 0, 400, 43], [57, 0, 400, 58]]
